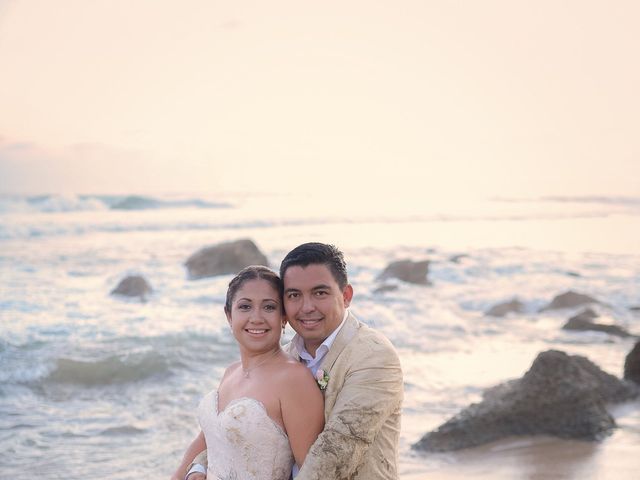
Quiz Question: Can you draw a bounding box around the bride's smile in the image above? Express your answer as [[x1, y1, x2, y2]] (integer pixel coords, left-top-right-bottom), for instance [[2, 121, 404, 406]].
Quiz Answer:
[[226, 278, 285, 352]]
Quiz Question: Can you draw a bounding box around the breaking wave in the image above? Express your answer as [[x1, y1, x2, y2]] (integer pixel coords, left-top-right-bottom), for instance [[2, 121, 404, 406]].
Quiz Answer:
[[0, 194, 232, 213], [45, 351, 171, 386], [494, 195, 640, 208]]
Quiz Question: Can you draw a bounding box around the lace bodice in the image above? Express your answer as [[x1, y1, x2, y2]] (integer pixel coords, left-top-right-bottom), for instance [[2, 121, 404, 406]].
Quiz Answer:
[[197, 390, 294, 480]]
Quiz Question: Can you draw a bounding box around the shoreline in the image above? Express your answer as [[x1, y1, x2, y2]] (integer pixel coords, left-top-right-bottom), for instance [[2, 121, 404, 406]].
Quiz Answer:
[[400, 426, 640, 480]]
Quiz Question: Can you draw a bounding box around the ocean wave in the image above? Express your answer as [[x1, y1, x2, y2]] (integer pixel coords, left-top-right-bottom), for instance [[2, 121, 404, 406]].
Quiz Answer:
[[107, 195, 231, 211], [0, 333, 231, 388], [0, 216, 282, 240], [494, 195, 640, 207], [100, 425, 147, 436], [1, 207, 636, 242], [0, 194, 108, 213], [0, 340, 51, 384], [45, 351, 171, 386], [541, 195, 640, 206], [0, 194, 232, 214]]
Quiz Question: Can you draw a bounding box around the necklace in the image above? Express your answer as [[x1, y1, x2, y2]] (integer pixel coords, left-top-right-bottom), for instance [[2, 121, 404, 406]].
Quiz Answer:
[[242, 348, 281, 378]]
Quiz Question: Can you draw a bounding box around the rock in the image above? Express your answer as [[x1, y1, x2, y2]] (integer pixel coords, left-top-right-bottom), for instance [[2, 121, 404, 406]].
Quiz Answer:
[[185, 239, 268, 280], [412, 350, 639, 452], [449, 254, 469, 263], [569, 307, 599, 321], [110, 275, 152, 300], [624, 341, 640, 384], [485, 299, 525, 317], [630, 306, 640, 312], [540, 290, 601, 311], [377, 259, 430, 285], [562, 308, 632, 338], [373, 284, 399, 294]]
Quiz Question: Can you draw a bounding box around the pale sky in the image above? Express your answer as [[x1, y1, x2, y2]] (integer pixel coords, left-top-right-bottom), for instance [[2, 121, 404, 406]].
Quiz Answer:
[[0, 0, 638, 200]]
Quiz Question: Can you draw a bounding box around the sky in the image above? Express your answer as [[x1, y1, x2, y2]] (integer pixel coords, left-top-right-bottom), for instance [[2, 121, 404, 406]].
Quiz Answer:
[[0, 0, 638, 201]]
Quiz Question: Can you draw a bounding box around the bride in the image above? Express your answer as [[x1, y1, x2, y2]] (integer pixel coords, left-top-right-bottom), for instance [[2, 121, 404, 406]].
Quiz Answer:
[[171, 266, 324, 480]]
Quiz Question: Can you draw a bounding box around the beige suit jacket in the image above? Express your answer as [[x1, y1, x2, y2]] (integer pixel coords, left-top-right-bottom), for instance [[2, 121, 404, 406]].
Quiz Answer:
[[289, 312, 403, 480], [189, 313, 403, 480]]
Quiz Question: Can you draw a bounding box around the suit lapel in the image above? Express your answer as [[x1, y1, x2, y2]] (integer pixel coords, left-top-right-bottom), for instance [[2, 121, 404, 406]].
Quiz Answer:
[[319, 312, 360, 372]]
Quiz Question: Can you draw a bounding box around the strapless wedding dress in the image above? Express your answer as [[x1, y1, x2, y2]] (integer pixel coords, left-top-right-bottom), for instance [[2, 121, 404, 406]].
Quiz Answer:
[[197, 390, 294, 480]]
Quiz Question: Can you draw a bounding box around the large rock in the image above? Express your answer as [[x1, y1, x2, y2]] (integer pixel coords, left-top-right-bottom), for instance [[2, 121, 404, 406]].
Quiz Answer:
[[110, 275, 152, 301], [412, 350, 639, 452], [485, 298, 525, 317], [377, 259, 430, 285], [540, 290, 601, 311], [624, 341, 640, 384], [562, 308, 632, 338], [185, 239, 268, 280]]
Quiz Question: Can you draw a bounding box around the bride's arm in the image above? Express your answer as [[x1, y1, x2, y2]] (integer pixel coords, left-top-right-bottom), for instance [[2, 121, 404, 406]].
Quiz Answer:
[[170, 430, 206, 480], [280, 363, 325, 468]]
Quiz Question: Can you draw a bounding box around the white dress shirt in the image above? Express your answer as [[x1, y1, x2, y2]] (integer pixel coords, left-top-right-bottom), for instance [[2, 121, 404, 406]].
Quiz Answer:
[[292, 309, 349, 376]]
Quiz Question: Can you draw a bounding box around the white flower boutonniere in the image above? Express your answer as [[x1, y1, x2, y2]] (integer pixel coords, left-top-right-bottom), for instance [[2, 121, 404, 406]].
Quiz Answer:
[[315, 369, 329, 391]]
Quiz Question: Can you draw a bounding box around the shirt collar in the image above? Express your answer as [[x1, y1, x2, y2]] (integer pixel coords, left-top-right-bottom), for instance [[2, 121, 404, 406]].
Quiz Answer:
[[293, 309, 349, 362]]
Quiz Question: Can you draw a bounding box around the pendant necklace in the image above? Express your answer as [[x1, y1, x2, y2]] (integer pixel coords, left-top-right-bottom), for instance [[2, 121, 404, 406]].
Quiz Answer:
[[242, 348, 281, 378]]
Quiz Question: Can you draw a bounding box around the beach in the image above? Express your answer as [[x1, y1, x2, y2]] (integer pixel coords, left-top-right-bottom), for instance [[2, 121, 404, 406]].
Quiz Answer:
[[1, 192, 639, 479]]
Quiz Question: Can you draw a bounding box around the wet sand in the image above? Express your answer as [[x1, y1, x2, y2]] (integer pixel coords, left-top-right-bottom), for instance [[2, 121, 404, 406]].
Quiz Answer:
[[401, 425, 640, 480]]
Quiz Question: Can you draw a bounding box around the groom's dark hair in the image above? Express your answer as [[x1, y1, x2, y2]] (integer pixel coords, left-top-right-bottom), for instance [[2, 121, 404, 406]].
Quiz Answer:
[[279, 242, 349, 289]]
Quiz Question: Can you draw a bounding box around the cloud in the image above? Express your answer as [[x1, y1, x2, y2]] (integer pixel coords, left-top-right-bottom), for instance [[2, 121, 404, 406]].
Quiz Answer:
[[0, 140, 144, 194]]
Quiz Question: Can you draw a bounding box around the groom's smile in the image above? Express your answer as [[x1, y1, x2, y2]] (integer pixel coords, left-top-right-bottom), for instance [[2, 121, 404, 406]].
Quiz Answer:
[[283, 264, 353, 356], [297, 317, 323, 326]]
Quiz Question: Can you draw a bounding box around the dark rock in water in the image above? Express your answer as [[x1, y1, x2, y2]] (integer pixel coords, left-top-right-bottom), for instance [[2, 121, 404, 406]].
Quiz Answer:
[[630, 306, 640, 312], [569, 307, 599, 321], [185, 238, 268, 280], [377, 259, 430, 285], [624, 341, 640, 384], [562, 308, 632, 338], [485, 299, 525, 317], [565, 271, 582, 277], [412, 350, 639, 452], [449, 254, 469, 263], [110, 275, 152, 300], [373, 284, 399, 294], [539, 290, 601, 311]]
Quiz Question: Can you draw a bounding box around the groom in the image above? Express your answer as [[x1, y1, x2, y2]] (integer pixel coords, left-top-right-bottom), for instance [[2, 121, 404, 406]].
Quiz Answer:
[[188, 242, 403, 479]]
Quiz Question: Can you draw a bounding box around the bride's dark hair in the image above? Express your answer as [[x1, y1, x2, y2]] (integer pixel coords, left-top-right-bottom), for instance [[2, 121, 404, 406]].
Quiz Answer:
[[224, 265, 283, 315]]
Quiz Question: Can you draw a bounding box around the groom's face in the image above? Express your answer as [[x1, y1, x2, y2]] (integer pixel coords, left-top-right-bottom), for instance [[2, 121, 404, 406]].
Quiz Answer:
[[283, 263, 353, 355]]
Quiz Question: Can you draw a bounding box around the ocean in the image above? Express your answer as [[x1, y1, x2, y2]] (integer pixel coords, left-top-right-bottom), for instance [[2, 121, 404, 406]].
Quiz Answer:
[[1, 192, 639, 479]]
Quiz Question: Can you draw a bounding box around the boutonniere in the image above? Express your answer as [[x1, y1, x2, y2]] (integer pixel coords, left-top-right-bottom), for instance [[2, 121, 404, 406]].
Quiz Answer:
[[315, 369, 330, 391]]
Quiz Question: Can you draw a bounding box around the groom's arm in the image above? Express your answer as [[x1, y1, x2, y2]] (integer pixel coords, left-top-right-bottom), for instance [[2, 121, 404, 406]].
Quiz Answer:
[[295, 337, 403, 480]]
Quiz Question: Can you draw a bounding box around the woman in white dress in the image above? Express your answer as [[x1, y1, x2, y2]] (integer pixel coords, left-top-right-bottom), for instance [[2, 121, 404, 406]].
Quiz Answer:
[[171, 266, 324, 480]]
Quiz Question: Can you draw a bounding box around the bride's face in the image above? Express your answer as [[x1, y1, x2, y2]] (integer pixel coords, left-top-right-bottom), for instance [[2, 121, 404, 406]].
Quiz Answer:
[[226, 278, 285, 351]]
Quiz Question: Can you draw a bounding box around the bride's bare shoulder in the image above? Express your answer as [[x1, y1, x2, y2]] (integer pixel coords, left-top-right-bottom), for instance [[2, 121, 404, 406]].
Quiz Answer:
[[275, 356, 316, 386], [221, 361, 241, 379]]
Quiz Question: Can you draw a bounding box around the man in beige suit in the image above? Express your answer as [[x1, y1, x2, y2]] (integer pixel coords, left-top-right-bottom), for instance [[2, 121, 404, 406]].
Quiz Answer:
[[186, 242, 403, 480]]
